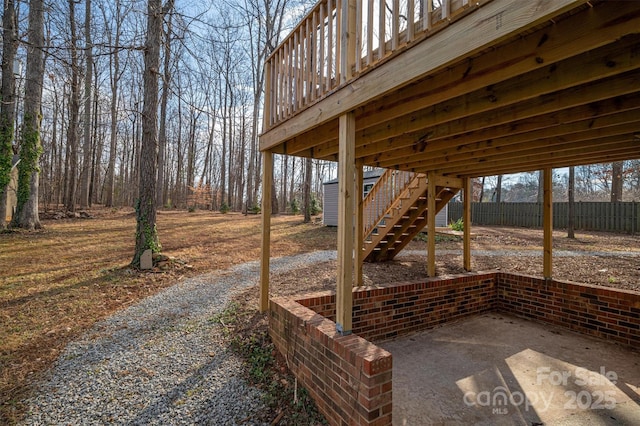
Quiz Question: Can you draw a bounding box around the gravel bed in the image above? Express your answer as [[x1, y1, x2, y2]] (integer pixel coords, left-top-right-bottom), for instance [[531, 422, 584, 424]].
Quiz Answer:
[[20, 251, 336, 426]]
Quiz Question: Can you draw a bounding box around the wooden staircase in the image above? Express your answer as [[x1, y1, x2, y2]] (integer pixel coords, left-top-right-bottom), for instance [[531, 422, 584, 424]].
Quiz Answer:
[[362, 170, 460, 262]]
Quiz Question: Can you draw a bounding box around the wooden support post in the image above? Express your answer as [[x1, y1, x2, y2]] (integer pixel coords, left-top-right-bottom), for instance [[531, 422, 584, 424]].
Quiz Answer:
[[259, 150, 273, 312], [543, 167, 553, 279], [355, 159, 364, 287], [463, 177, 472, 272], [336, 112, 356, 334], [427, 172, 437, 277]]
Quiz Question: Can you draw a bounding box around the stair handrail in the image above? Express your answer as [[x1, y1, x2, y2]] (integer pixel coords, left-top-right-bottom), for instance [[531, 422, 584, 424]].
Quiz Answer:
[[362, 169, 416, 238]]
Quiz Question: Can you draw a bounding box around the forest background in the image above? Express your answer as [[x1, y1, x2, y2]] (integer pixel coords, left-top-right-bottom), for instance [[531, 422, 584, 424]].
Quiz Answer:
[[1, 0, 639, 234]]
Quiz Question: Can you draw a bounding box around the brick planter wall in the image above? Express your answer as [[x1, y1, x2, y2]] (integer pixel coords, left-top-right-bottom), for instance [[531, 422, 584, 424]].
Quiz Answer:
[[496, 272, 640, 347], [270, 272, 640, 426], [269, 297, 393, 426]]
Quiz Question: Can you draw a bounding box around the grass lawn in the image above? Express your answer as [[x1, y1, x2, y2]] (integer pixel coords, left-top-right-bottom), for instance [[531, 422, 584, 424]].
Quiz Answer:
[[0, 208, 336, 423]]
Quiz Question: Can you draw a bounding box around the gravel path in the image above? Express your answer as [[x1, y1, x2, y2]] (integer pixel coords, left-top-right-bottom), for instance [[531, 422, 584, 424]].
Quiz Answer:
[[20, 251, 336, 426]]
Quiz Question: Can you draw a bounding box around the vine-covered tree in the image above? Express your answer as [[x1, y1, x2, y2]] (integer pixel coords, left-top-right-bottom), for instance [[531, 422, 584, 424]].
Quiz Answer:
[[12, 0, 45, 230], [0, 0, 18, 229], [132, 0, 169, 267]]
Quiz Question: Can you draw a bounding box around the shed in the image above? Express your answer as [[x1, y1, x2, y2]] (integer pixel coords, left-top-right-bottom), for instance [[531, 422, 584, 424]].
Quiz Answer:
[[322, 168, 449, 227]]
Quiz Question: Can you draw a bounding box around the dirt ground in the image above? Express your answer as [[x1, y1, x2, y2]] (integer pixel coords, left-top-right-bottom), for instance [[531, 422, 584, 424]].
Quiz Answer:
[[268, 226, 640, 298]]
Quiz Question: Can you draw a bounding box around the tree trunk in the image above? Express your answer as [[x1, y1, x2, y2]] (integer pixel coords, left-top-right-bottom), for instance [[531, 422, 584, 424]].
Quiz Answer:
[[495, 174, 502, 203], [13, 0, 45, 229], [0, 0, 18, 229], [132, 0, 164, 267], [568, 166, 575, 239], [156, 5, 173, 207], [104, 0, 124, 207], [65, 0, 80, 212], [537, 170, 544, 203], [79, 0, 93, 208], [303, 157, 312, 222], [611, 161, 623, 202]]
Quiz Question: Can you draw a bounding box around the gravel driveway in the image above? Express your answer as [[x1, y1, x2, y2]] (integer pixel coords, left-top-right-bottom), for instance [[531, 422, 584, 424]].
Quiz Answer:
[[20, 251, 336, 426]]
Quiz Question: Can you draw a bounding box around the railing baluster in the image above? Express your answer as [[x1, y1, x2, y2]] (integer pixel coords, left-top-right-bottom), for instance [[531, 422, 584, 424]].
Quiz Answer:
[[319, 2, 325, 95], [407, 0, 415, 42], [392, 0, 399, 50], [355, 0, 362, 74], [306, 18, 312, 104], [367, 0, 374, 66], [379, 0, 386, 59], [327, 0, 334, 90], [311, 10, 318, 100], [425, 0, 432, 31]]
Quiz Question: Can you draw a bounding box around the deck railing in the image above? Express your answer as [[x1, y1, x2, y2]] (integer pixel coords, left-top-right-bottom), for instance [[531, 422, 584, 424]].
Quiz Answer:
[[263, 0, 479, 130], [363, 169, 417, 238]]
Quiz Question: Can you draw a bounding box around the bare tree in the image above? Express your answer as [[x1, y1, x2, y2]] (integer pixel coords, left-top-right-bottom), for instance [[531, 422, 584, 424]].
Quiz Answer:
[[0, 0, 18, 228], [568, 166, 575, 239], [611, 161, 623, 202], [64, 0, 81, 212], [132, 0, 168, 266], [79, 0, 93, 208], [13, 0, 45, 229], [303, 157, 312, 222], [156, 0, 175, 207]]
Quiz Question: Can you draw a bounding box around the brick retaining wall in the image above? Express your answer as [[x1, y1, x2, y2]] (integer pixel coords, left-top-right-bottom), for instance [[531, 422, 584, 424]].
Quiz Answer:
[[298, 273, 496, 341], [269, 273, 640, 425], [496, 272, 640, 347], [269, 297, 393, 426]]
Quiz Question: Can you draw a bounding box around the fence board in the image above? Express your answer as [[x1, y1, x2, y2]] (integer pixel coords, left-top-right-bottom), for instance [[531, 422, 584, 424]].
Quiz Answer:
[[448, 202, 640, 234]]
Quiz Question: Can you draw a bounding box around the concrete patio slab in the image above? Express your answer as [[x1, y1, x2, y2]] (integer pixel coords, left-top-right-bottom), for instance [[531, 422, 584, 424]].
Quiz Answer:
[[380, 313, 640, 426]]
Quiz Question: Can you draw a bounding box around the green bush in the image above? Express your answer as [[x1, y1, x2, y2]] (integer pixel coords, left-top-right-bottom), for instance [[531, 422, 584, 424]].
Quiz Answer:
[[220, 202, 230, 214], [250, 204, 261, 214], [310, 196, 321, 215], [450, 218, 464, 231], [290, 198, 300, 214]]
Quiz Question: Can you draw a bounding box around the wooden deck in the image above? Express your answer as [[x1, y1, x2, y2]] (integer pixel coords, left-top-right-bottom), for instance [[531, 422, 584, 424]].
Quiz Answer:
[[260, 0, 640, 176], [259, 0, 640, 333]]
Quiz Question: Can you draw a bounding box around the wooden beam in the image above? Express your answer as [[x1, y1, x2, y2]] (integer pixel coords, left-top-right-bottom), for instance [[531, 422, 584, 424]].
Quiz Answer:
[[543, 167, 553, 279], [433, 138, 639, 177], [367, 101, 640, 168], [336, 112, 356, 334], [261, 0, 588, 151], [403, 124, 640, 172], [259, 150, 273, 312], [433, 175, 463, 189], [356, 37, 640, 154], [427, 172, 437, 277], [463, 177, 472, 272], [355, 159, 364, 287]]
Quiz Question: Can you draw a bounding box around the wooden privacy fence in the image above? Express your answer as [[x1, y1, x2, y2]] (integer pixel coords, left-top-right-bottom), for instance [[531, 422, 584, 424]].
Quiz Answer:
[[448, 202, 640, 234]]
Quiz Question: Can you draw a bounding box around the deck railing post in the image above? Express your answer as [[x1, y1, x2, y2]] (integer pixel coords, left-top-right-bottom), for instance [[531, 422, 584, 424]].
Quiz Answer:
[[340, 0, 357, 82]]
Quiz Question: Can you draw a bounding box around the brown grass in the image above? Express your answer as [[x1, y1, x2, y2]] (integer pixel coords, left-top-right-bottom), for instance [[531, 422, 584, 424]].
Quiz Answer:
[[0, 208, 336, 424]]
